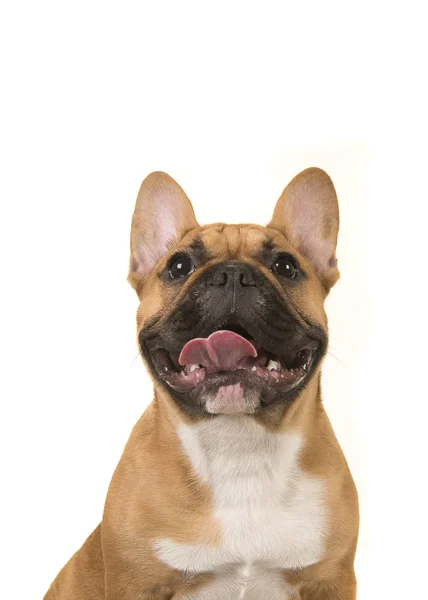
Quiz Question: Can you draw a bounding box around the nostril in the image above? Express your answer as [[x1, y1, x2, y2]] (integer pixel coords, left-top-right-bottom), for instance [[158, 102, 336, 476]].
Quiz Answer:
[[210, 271, 228, 286], [240, 272, 256, 287]]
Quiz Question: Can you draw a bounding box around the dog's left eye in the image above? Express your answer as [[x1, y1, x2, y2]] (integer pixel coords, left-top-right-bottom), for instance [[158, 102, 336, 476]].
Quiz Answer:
[[272, 254, 299, 279], [168, 254, 195, 279]]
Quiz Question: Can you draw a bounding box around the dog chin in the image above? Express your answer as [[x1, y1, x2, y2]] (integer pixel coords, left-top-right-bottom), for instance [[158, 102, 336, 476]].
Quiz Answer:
[[191, 371, 263, 415], [203, 384, 260, 415]]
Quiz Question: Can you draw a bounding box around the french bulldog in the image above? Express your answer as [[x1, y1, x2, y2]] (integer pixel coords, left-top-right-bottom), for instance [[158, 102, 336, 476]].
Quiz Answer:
[[44, 168, 359, 599]]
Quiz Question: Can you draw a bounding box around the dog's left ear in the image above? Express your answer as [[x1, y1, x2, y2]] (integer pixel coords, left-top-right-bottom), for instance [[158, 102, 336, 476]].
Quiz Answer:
[[128, 172, 199, 287], [269, 167, 340, 291]]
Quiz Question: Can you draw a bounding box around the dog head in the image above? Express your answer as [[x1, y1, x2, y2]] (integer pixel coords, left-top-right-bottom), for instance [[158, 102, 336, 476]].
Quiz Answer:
[[128, 169, 339, 419]]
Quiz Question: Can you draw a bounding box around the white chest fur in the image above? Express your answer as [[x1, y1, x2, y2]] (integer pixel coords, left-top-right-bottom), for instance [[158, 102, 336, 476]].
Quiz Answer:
[[155, 416, 327, 599]]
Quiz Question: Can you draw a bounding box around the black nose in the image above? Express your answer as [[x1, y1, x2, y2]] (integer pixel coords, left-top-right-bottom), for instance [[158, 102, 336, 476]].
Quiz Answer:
[[209, 263, 257, 287]]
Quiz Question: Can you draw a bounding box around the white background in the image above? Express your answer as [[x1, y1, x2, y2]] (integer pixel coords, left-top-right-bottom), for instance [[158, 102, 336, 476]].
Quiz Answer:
[[1, 2, 427, 599]]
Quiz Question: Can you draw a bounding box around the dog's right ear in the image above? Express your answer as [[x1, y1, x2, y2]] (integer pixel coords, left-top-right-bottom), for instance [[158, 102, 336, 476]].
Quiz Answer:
[[128, 172, 199, 289]]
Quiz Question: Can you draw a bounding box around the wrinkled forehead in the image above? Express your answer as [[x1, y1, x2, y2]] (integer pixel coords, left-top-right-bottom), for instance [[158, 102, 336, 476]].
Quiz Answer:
[[180, 223, 294, 259]]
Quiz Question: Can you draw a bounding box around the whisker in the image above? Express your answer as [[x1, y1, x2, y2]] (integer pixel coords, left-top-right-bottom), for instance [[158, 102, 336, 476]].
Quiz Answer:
[[131, 350, 143, 367], [327, 351, 346, 366]]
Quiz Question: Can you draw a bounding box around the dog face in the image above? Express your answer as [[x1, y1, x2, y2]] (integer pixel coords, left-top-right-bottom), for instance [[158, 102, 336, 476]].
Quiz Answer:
[[128, 169, 339, 418]]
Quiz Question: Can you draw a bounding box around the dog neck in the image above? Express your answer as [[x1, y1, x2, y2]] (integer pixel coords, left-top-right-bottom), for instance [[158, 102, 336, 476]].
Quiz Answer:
[[148, 376, 328, 576]]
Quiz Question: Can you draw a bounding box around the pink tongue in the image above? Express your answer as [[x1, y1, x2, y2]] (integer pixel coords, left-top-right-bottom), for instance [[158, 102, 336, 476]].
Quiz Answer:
[[179, 330, 257, 373]]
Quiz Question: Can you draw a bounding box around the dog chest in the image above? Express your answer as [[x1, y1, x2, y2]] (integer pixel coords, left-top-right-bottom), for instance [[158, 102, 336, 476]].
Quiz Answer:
[[154, 417, 326, 597]]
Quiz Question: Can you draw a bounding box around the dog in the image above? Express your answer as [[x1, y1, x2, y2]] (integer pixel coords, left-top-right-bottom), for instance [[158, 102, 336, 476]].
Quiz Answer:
[[44, 168, 359, 599]]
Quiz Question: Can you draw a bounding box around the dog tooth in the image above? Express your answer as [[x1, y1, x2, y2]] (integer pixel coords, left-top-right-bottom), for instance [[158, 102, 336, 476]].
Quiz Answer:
[[251, 365, 257, 372], [189, 364, 200, 372], [267, 360, 279, 371]]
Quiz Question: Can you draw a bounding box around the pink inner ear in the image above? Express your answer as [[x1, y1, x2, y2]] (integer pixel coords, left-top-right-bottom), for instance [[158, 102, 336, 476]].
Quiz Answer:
[[298, 237, 335, 276], [130, 172, 198, 280], [291, 201, 335, 277], [133, 200, 185, 277]]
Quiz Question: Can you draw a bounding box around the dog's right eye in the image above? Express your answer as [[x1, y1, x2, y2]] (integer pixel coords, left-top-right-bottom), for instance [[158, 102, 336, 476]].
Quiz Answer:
[[168, 253, 195, 279]]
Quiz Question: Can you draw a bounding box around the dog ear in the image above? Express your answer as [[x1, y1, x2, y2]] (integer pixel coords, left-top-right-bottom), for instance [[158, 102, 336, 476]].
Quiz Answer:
[[269, 167, 340, 291], [128, 172, 199, 284]]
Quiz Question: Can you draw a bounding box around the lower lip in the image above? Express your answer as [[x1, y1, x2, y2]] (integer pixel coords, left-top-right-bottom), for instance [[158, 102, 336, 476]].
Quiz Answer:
[[159, 363, 310, 394]]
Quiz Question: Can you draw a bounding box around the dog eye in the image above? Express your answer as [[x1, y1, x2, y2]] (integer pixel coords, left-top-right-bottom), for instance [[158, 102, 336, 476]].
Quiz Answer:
[[168, 254, 194, 279], [272, 254, 299, 279]]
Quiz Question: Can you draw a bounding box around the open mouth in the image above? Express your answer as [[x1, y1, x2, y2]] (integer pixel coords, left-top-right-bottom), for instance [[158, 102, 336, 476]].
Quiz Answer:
[[150, 324, 318, 394]]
